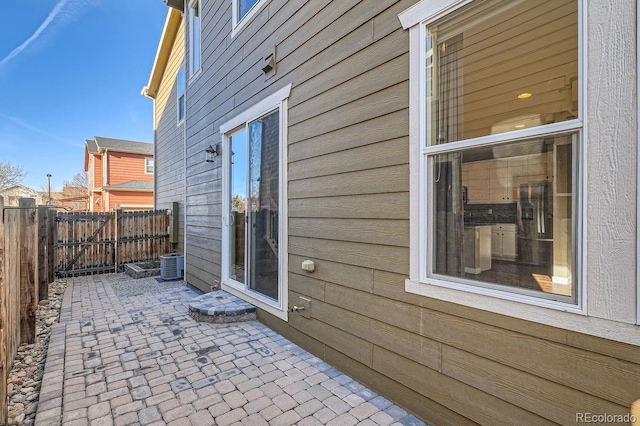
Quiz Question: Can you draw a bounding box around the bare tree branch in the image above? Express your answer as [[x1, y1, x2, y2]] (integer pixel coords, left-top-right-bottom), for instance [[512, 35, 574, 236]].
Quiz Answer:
[[39, 181, 57, 193], [0, 161, 26, 189], [63, 171, 87, 188]]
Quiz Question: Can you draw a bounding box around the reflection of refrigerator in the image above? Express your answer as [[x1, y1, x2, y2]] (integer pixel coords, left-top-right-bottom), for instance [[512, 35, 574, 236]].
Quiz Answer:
[[518, 182, 553, 267]]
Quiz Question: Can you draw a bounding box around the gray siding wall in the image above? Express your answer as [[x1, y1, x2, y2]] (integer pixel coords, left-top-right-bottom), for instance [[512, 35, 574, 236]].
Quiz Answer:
[[177, 0, 640, 424], [155, 19, 186, 254]]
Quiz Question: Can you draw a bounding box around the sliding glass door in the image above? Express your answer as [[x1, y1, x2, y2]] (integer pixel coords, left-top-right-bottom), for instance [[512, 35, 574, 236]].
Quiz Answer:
[[228, 110, 280, 302]]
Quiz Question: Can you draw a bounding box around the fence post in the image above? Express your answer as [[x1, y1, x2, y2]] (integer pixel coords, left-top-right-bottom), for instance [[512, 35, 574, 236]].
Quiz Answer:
[[3, 201, 21, 392], [0, 196, 6, 426], [19, 198, 36, 344], [47, 209, 57, 284], [115, 209, 121, 271], [36, 206, 48, 301]]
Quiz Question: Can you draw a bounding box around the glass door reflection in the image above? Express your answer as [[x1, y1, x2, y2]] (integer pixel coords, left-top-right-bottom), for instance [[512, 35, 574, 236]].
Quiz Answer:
[[228, 110, 280, 302]]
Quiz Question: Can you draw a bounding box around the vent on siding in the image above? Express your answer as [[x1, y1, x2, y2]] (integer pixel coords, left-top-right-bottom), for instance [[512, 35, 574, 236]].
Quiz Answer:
[[160, 254, 184, 280]]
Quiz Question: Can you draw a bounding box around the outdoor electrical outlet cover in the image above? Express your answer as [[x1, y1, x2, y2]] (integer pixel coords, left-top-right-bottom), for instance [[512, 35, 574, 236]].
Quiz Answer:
[[298, 296, 311, 319], [302, 260, 315, 272]]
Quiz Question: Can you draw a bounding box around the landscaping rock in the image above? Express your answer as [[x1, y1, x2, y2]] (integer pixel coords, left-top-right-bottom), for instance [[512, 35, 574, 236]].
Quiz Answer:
[[6, 279, 66, 426]]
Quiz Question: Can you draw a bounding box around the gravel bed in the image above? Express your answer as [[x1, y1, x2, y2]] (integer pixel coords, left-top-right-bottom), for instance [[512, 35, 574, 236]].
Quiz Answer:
[[107, 273, 187, 297], [7, 279, 67, 426]]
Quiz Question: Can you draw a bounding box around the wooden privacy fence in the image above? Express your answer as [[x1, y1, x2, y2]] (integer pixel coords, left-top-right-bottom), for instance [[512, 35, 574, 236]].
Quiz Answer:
[[0, 197, 56, 426], [0, 201, 168, 423], [56, 209, 170, 276]]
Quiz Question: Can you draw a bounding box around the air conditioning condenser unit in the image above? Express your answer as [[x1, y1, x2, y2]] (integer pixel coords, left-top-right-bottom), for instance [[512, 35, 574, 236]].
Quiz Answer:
[[160, 254, 184, 280]]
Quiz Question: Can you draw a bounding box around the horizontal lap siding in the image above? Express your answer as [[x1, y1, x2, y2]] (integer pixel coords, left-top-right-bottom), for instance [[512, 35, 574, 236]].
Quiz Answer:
[[93, 155, 104, 188], [107, 192, 153, 212], [182, 0, 639, 423], [107, 153, 154, 185], [283, 5, 421, 417], [155, 18, 186, 254]]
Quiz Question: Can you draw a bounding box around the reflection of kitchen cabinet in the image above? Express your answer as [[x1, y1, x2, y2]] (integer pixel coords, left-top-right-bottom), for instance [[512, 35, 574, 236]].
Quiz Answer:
[[491, 224, 517, 260], [463, 153, 554, 204], [464, 163, 491, 203], [489, 162, 513, 202]]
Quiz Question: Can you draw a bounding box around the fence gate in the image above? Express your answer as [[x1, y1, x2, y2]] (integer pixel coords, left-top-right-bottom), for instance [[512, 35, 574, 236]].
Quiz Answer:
[[56, 212, 116, 276], [55, 210, 170, 277], [115, 210, 170, 271]]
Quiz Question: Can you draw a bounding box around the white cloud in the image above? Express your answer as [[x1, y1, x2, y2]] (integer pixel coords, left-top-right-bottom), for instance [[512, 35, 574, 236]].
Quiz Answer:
[[0, 112, 81, 148], [0, 0, 70, 67]]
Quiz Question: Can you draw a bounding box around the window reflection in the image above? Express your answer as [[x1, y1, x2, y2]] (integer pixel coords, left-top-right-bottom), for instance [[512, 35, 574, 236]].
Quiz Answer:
[[238, 0, 258, 21], [426, 0, 578, 145], [230, 130, 247, 284], [433, 135, 574, 299], [227, 111, 280, 301]]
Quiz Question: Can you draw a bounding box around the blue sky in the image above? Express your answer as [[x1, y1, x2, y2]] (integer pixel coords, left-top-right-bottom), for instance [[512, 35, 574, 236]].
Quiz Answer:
[[0, 0, 167, 190]]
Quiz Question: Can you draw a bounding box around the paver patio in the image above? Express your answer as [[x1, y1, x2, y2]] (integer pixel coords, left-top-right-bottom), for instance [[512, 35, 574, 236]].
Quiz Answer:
[[34, 273, 426, 426]]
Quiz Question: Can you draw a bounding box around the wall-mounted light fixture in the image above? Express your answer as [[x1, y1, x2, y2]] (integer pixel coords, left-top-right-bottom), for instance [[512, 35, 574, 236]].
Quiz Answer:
[[205, 143, 221, 162]]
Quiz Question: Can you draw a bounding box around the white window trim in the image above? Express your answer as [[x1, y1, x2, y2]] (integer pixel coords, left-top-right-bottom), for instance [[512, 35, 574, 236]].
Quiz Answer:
[[188, 0, 201, 81], [220, 84, 292, 321], [413, 1, 585, 310], [144, 158, 154, 175], [391, 0, 640, 345], [177, 64, 186, 125], [231, 0, 268, 38]]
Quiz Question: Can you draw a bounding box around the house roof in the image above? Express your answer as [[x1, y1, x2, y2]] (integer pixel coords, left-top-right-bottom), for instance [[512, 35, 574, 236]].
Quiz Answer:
[[142, 8, 182, 99], [85, 138, 99, 155], [0, 184, 38, 194], [102, 180, 154, 192], [86, 137, 153, 155]]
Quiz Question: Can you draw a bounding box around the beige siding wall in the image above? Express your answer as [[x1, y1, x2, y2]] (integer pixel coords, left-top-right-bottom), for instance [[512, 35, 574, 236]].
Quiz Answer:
[[176, 0, 640, 423], [155, 18, 186, 254]]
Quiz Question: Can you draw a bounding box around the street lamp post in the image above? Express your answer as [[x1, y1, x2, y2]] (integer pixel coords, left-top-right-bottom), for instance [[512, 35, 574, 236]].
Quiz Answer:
[[47, 174, 52, 205]]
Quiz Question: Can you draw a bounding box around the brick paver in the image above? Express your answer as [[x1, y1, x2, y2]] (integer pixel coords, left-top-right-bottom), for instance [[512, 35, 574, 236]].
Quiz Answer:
[[34, 274, 426, 425]]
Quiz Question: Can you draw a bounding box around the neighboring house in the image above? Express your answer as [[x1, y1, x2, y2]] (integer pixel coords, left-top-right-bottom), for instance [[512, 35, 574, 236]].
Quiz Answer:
[[84, 136, 155, 212], [145, 0, 639, 424], [0, 184, 45, 206], [49, 186, 88, 211], [0, 184, 87, 210]]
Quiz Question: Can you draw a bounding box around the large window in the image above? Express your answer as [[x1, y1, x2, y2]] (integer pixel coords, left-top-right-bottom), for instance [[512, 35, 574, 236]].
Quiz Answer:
[[188, 0, 200, 78], [221, 85, 291, 320], [409, 0, 582, 305]]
